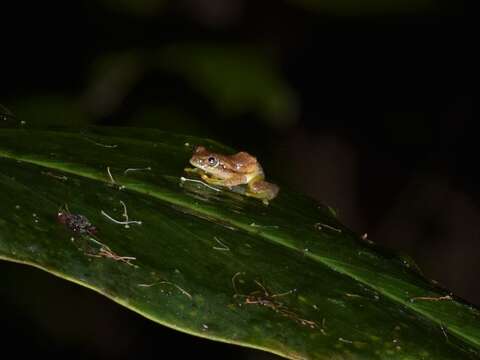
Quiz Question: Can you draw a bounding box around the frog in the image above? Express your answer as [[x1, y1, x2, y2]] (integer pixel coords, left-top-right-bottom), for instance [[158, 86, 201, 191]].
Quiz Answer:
[[185, 146, 279, 204]]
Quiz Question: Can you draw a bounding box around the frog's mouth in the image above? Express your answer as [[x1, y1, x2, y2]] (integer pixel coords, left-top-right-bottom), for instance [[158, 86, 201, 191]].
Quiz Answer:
[[189, 158, 204, 169]]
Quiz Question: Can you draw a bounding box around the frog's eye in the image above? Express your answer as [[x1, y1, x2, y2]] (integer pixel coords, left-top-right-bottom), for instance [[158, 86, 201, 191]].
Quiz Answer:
[[208, 156, 218, 166]]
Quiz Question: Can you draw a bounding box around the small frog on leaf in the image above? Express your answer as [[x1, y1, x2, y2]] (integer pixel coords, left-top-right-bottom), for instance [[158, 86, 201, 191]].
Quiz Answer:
[[185, 146, 279, 205]]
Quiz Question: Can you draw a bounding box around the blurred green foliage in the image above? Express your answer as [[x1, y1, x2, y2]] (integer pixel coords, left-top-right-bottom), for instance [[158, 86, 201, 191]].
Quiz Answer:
[[157, 45, 298, 128], [78, 44, 297, 131], [1, 0, 446, 133]]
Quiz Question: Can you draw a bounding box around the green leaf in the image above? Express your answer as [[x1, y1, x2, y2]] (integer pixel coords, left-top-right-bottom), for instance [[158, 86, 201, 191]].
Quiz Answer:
[[0, 126, 479, 359]]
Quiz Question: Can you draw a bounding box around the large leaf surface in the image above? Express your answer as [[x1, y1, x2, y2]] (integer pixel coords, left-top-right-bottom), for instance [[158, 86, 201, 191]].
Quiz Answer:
[[0, 126, 479, 359]]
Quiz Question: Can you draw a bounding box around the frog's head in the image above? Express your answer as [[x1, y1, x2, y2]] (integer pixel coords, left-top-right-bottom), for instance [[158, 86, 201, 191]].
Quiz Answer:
[[190, 146, 229, 178]]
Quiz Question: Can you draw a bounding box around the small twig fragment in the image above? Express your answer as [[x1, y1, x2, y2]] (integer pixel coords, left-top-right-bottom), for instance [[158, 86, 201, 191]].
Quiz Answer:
[[440, 323, 449, 341], [249, 223, 279, 229], [180, 176, 221, 192], [124, 167, 152, 175], [213, 236, 230, 251], [320, 318, 327, 336], [106, 167, 125, 190], [106, 166, 116, 185], [314, 222, 342, 232], [138, 281, 192, 300], [410, 294, 453, 302], [119, 200, 136, 228], [87, 246, 136, 266], [345, 293, 362, 298], [101, 209, 142, 226], [41, 171, 68, 181]]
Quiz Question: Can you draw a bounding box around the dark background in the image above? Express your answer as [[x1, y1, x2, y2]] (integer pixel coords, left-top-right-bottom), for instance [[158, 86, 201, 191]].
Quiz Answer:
[[0, 0, 474, 358]]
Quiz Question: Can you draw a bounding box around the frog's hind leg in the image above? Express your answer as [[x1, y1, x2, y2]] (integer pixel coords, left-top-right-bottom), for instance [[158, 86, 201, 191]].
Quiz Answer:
[[246, 180, 279, 205]]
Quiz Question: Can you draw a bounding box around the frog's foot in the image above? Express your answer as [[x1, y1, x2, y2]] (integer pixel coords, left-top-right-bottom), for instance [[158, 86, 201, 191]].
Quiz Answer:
[[244, 191, 271, 205], [246, 180, 279, 205]]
